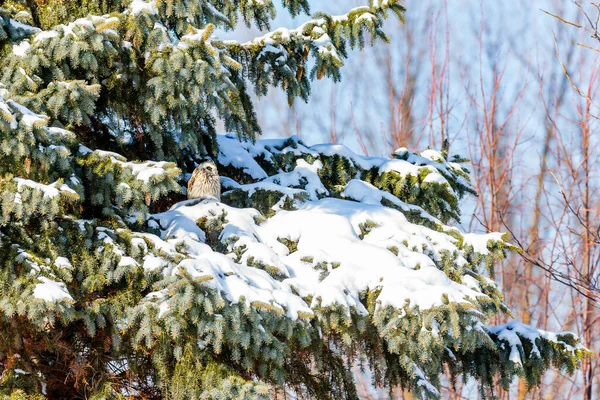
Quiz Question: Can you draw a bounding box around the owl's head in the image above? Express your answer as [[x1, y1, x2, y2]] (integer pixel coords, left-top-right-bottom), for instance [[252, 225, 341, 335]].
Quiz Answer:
[[198, 160, 218, 174]]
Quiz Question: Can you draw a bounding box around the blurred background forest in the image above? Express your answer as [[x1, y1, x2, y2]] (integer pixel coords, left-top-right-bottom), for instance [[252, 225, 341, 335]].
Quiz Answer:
[[232, 0, 600, 398]]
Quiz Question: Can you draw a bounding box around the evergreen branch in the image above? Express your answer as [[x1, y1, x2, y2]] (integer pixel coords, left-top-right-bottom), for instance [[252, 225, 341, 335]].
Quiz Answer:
[[217, 1, 405, 102], [25, 0, 41, 28]]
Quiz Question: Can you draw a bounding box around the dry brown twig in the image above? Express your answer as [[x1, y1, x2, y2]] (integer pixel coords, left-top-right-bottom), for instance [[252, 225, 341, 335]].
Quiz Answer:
[[544, 3, 600, 118], [495, 165, 600, 305]]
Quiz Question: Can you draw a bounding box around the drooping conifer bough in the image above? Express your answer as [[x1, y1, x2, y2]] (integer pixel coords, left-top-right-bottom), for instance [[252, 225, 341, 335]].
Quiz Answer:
[[0, 0, 589, 399]]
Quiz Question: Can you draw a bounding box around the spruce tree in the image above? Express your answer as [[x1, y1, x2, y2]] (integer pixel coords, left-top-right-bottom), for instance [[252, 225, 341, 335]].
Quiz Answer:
[[0, 0, 590, 398]]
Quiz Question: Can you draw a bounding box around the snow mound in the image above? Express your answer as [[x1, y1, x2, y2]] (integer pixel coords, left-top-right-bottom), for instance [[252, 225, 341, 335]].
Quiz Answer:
[[33, 277, 73, 302], [147, 198, 491, 319], [142, 135, 509, 321]]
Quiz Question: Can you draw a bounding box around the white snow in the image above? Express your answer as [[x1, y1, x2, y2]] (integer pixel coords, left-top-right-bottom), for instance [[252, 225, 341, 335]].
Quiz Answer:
[[153, 199, 211, 242], [463, 232, 505, 255], [181, 27, 210, 42], [138, 134, 513, 321], [223, 158, 327, 203], [395, 147, 472, 190], [217, 134, 269, 180], [33, 277, 73, 302], [356, 13, 376, 23], [378, 158, 423, 176], [127, 160, 170, 183], [270, 159, 327, 200], [12, 41, 31, 57], [80, 147, 175, 184], [143, 255, 165, 271], [54, 257, 72, 269], [13, 178, 77, 202], [118, 256, 139, 268], [34, 30, 59, 42], [341, 179, 437, 224], [216, 135, 465, 206], [7, 100, 48, 128], [310, 143, 381, 170], [263, 199, 479, 313], [130, 0, 158, 15], [487, 321, 586, 366], [48, 127, 76, 138], [57, 18, 96, 38], [14, 178, 60, 198], [146, 194, 498, 320], [14, 368, 29, 375]]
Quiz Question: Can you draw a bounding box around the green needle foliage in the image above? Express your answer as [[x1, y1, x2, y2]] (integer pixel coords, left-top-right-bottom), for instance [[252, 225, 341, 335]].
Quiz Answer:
[[0, 1, 589, 399]]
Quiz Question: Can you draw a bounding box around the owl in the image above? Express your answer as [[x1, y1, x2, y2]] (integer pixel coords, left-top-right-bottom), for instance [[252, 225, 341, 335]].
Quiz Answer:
[[187, 160, 221, 200]]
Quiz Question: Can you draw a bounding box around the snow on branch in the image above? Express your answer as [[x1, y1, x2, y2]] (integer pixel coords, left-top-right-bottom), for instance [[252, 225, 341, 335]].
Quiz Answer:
[[118, 133, 586, 398], [217, 134, 479, 224], [0, 8, 40, 45], [214, 1, 405, 101], [145, 134, 510, 324], [77, 146, 181, 219], [486, 321, 591, 385]]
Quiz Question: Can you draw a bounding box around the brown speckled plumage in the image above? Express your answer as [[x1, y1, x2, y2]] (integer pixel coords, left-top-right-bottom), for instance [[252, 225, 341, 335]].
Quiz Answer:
[[187, 160, 221, 200]]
